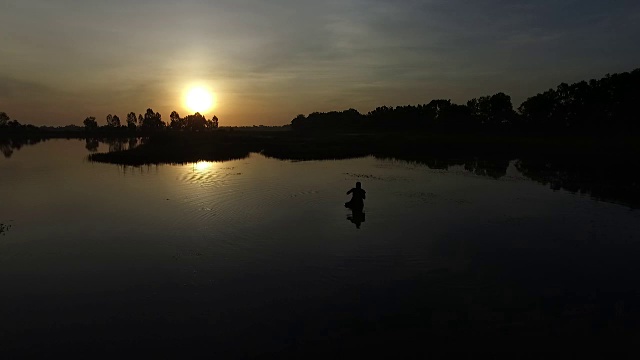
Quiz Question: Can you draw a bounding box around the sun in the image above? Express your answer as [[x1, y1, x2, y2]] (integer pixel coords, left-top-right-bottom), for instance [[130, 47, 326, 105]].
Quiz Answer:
[[185, 87, 215, 114]]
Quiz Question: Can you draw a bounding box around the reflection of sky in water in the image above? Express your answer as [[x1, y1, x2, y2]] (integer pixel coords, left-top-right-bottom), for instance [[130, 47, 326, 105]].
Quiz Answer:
[[1, 139, 640, 356]]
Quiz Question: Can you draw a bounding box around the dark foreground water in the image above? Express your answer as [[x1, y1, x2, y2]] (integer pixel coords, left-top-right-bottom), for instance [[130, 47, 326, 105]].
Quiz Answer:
[[1, 139, 640, 357]]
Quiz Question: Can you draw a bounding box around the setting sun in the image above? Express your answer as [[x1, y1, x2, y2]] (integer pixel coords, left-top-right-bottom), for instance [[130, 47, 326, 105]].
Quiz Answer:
[[185, 87, 215, 114]]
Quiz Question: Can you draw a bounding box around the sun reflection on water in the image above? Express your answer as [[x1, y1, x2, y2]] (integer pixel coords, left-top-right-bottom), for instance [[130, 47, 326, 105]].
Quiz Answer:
[[193, 161, 214, 173]]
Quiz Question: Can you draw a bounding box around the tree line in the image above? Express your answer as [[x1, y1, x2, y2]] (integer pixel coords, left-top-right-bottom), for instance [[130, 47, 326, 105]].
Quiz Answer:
[[0, 112, 39, 132], [82, 108, 219, 132], [0, 109, 219, 133], [3, 68, 638, 135], [291, 68, 640, 134]]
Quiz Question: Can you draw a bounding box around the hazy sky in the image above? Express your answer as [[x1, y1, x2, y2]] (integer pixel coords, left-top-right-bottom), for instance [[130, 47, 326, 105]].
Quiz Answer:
[[1, 0, 639, 126]]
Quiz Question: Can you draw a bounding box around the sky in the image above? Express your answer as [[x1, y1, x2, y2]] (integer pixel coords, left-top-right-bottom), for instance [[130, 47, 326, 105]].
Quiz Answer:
[[1, 0, 639, 126]]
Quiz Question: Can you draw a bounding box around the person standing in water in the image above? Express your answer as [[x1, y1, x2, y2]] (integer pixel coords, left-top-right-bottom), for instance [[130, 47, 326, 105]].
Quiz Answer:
[[345, 181, 366, 210]]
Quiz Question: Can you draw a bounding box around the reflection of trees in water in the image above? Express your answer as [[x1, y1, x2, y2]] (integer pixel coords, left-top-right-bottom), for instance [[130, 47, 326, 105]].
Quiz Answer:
[[128, 137, 139, 150], [86, 137, 140, 153], [2, 136, 142, 158], [85, 138, 100, 152], [379, 154, 639, 208], [117, 164, 160, 175], [515, 157, 640, 208], [90, 135, 253, 165], [409, 155, 639, 208], [394, 156, 510, 179], [1, 143, 13, 158], [1, 137, 46, 158], [106, 138, 126, 153]]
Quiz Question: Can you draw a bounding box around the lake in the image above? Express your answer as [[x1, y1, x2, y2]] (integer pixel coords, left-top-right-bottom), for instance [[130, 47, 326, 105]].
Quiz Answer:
[[1, 139, 640, 357]]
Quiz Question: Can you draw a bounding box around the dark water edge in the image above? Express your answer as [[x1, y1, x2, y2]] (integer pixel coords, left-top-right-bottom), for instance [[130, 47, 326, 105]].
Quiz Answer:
[[84, 131, 640, 210]]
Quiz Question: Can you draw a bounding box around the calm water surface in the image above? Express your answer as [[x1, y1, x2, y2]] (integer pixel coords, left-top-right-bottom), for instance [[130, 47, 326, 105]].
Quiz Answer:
[[1, 139, 640, 356]]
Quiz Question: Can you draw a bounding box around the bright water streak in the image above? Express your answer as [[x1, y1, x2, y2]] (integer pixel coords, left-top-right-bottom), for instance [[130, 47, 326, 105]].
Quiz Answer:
[[1, 139, 640, 356]]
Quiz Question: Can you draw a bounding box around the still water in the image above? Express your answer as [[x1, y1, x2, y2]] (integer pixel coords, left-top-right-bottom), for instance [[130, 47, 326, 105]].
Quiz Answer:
[[1, 139, 640, 356]]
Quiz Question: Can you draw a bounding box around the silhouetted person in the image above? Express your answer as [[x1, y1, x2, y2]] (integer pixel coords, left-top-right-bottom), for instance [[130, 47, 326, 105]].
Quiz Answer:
[[345, 181, 366, 211]]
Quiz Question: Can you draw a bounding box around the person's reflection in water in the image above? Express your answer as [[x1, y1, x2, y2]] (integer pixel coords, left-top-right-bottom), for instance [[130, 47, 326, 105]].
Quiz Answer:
[[347, 209, 366, 229], [345, 182, 366, 229]]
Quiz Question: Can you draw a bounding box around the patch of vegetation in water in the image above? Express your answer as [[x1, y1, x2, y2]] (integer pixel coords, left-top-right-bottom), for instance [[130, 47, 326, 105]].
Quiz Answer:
[[0, 223, 10, 235]]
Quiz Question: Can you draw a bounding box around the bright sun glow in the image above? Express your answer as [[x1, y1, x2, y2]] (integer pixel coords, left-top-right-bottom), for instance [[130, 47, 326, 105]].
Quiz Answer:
[[185, 87, 215, 114]]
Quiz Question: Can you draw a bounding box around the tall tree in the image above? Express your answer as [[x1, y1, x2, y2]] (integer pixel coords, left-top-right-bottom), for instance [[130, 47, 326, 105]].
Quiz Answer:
[[184, 112, 206, 131], [210, 115, 219, 129], [170, 111, 183, 130], [170, 111, 180, 123], [83, 116, 98, 130], [0, 112, 9, 127], [467, 93, 515, 127], [112, 115, 121, 127], [156, 112, 165, 129], [126, 112, 137, 130], [106, 114, 121, 127], [141, 108, 165, 130]]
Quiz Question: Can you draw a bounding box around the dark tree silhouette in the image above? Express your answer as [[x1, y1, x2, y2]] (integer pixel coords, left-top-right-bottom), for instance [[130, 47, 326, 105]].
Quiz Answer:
[[209, 115, 219, 129], [291, 109, 364, 131], [141, 108, 165, 130], [126, 112, 137, 130], [467, 92, 516, 128], [289, 69, 640, 134], [106, 114, 121, 127], [7, 120, 22, 129], [167, 111, 217, 131], [291, 114, 306, 129], [112, 115, 121, 127], [169, 111, 184, 130], [518, 69, 640, 133], [83, 116, 98, 130], [170, 111, 180, 122], [0, 112, 9, 127], [184, 112, 207, 131]]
